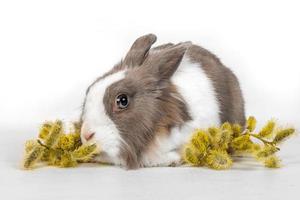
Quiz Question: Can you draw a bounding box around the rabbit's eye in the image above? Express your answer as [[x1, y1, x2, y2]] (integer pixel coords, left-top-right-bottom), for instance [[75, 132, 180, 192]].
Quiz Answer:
[[116, 94, 129, 109]]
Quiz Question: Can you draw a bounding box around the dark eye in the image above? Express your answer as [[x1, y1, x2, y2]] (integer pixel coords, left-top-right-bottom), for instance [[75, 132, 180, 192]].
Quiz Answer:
[[116, 94, 129, 109]]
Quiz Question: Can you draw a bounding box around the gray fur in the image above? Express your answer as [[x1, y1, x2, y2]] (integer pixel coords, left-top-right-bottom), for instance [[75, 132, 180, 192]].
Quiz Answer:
[[187, 45, 245, 125]]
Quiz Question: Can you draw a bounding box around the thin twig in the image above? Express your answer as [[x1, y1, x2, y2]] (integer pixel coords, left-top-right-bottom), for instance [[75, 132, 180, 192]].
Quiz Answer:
[[37, 140, 50, 149]]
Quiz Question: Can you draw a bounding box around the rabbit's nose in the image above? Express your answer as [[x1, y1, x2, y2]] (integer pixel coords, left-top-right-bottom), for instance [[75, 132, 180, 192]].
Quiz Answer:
[[83, 132, 95, 141]]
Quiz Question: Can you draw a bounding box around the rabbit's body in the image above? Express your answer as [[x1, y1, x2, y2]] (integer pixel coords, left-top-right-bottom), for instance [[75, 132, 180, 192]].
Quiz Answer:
[[81, 34, 245, 169], [140, 45, 245, 167]]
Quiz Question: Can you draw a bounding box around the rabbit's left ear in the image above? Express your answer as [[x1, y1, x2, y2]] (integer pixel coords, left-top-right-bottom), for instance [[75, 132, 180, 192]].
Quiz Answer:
[[144, 43, 190, 80], [124, 34, 157, 67]]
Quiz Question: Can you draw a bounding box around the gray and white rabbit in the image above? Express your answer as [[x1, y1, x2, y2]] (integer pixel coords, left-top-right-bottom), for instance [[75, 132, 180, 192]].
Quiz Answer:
[[80, 34, 245, 169]]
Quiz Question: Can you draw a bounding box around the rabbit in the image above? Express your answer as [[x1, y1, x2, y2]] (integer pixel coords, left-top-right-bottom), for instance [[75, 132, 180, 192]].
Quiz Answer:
[[80, 34, 245, 169]]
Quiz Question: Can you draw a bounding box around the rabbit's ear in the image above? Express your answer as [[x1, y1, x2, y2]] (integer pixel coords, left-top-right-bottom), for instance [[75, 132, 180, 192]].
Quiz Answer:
[[123, 34, 157, 67], [144, 42, 190, 80]]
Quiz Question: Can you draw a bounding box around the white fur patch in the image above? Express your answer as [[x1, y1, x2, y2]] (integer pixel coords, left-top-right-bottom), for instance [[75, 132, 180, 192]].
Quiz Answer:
[[82, 70, 126, 165], [141, 56, 221, 166]]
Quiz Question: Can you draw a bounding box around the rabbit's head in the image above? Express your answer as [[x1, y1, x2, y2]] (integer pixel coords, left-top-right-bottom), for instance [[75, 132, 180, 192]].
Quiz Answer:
[[81, 34, 191, 168]]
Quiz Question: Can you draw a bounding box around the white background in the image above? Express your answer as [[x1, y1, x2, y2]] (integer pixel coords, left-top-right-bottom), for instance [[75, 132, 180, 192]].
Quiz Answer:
[[0, 1, 299, 200]]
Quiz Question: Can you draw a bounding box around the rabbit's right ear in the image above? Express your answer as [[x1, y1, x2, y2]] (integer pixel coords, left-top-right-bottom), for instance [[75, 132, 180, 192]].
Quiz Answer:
[[123, 34, 157, 67]]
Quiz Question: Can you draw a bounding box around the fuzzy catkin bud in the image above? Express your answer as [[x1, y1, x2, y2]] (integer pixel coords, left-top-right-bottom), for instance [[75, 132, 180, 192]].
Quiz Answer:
[[193, 130, 210, 146], [205, 150, 232, 170], [25, 140, 38, 153], [208, 127, 220, 137], [255, 145, 278, 158], [60, 152, 77, 167], [184, 147, 203, 166], [231, 134, 252, 151], [246, 116, 257, 132], [47, 149, 64, 166], [45, 120, 63, 147], [264, 156, 280, 168], [258, 120, 275, 138], [57, 134, 81, 151], [40, 148, 50, 161], [23, 145, 44, 169], [72, 143, 98, 162], [218, 130, 232, 150], [221, 122, 232, 132], [273, 128, 295, 144], [39, 122, 53, 139], [232, 124, 242, 137]]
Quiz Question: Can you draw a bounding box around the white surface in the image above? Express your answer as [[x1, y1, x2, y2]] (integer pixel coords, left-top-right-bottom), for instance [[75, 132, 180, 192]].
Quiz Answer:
[[0, 0, 300, 200]]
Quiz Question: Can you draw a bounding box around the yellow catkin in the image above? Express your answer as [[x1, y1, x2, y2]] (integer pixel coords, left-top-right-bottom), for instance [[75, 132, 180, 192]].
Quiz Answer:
[[23, 121, 101, 169], [252, 143, 262, 152], [255, 145, 278, 158], [181, 116, 296, 170], [192, 130, 210, 146], [221, 122, 232, 132], [210, 123, 233, 150], [264, 156, 281, 168], [208, 127, 220, 137], [44, 120, 63, 147], [23, 145, 44, 169], [219, 122, 233, 149], [57, 135, 74, 150], [184, 130, 211, 166], [191, 138, 207, 156], [47, 149, 64, 166], [205, 150, 232, 170], [219, 130, 232, 150], [232, 124, 242, 137], [57, 133, 81, 151], [231, 134, 253, 151], [25, 140, 38, 153], [38, 122, 53, 139], [208, 127, 222, 149], [190, 142, 207, 163], [72, 143, 99, 162], [258, 120, 276, 138], [273, 128, 295, 144], [183, 146, 203, 166], [246, 116, 257, 132], [60, 152, 77, 167], [231, 124, 242, 138], [40, 148, 50, 161]]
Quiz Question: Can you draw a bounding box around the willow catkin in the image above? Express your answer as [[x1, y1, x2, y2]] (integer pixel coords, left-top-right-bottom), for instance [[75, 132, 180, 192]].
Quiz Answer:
[[231, 134, 252, 151], [232, 124, 242, 137], [44, 120, 63, 147], [39, 122, 53, 139], [25, 140, 38, 153], [205, 150, 232, 170], [255, 145, 278, 158], [72, 143, 98, 162], [273, 128, 295, 144], [23, 145, 44, 169], [264, 156, 281, 168], [183, 117, 296, 170], [258, 120, 276, 138], [183, 147, 202, 166], [246, 116, 257, 132]]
